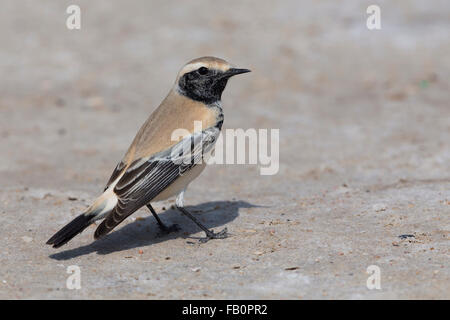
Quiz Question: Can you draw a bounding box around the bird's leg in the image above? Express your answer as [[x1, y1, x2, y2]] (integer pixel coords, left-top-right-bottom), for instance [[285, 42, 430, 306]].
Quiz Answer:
[[175, 190, 228, 243], [176, 206, 228, 242], [146, 204, 180, 233]]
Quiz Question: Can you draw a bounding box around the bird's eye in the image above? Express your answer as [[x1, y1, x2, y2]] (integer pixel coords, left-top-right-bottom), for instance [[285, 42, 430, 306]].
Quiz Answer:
[[198, 67, 208, 75]]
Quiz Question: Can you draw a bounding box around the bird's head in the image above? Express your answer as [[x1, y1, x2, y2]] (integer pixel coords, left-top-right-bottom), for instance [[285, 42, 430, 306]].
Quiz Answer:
[[175, 56, 250, 104]]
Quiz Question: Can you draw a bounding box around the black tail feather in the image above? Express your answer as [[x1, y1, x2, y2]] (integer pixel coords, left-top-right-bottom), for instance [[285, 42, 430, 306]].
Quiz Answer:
[[46, 213, 93, 248]]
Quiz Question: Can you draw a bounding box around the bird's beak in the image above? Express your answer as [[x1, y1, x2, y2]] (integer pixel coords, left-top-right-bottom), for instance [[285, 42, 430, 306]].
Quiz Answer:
[[224, 68, 251, 78]]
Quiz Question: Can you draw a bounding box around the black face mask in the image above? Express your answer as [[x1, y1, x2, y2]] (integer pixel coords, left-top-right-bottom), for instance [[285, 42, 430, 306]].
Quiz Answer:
[[178, 67, 250, 104]]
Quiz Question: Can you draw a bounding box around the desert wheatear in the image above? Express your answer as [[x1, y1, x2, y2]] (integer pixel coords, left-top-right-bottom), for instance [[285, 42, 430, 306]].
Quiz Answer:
[[47, 57, 250, 248]]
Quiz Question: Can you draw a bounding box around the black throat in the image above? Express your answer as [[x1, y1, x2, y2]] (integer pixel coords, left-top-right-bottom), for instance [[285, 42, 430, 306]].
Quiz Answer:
[[177, 70, 229, 104]]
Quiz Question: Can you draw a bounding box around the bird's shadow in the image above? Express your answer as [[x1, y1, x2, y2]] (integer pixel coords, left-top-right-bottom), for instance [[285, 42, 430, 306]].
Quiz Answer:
[[49, 200, 258, 261]]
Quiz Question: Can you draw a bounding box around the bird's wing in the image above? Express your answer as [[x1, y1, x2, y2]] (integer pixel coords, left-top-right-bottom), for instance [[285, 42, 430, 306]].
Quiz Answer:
[[104, 161, 127, 191], [94, 126, 219, 239], [103, 92, 220, 191]]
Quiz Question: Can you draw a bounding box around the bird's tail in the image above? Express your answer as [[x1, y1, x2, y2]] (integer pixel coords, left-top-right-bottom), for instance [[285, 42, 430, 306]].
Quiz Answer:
[[46, 190, 118, 248], [46, 212, 94, 248]]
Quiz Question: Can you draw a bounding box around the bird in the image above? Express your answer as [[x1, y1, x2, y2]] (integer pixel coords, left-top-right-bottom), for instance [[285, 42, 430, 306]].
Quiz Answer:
[[46, 56, 250, 248]]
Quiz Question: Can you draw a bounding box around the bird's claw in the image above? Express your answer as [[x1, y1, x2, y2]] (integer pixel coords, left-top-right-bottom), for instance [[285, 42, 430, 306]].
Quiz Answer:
[[200, 227, 229, 243]]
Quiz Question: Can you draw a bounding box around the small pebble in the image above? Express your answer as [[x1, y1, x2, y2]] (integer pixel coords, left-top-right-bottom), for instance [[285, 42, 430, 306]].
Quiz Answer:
[[21, 236, 33, 243], [373, 204, 387, 212], [285, 267, 299, 271]]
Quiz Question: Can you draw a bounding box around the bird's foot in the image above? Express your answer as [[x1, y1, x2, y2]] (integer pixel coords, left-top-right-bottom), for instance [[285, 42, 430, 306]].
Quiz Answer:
[[200, 227, 229, 243]]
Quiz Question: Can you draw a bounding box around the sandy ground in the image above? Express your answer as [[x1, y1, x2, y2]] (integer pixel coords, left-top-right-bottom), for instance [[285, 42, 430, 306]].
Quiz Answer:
[[0, 1, 449, 299]]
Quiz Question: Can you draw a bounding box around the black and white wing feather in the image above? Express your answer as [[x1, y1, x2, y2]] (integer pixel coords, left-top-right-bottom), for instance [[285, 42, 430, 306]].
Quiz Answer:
[[94, 126, 219, 238]]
